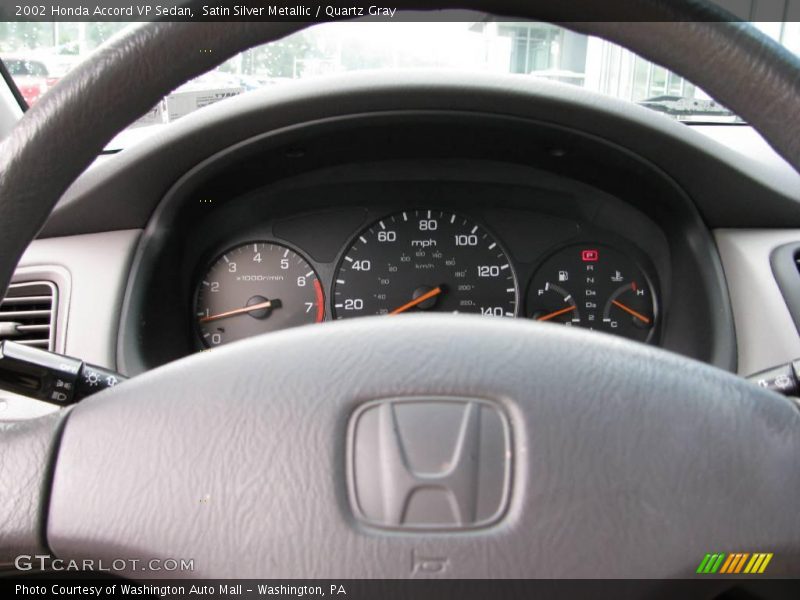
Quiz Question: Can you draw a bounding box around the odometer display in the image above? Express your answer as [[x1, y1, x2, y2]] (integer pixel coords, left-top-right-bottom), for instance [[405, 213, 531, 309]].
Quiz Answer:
[[332, 210, 518, 319]]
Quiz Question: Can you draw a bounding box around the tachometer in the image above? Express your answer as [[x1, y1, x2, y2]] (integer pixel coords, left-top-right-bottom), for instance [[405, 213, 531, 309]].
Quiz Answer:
[[195, 242, 323, 347], [332, 210, 518, 318]]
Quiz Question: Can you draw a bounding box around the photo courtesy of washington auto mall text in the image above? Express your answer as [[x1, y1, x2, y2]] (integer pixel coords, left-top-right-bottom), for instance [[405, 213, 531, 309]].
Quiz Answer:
[[15, 583, 348, 598]]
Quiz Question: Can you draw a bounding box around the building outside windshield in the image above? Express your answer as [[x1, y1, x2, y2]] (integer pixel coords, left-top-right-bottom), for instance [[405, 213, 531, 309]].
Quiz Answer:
[[2, 19, 798, 132]]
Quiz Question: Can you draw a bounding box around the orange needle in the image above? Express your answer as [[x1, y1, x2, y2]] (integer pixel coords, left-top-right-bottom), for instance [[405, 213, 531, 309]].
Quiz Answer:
[[389, 287, 442, 315], [536, 305, 576, 322], [199, 300, 276, 323], [611, 300, 651, 324]]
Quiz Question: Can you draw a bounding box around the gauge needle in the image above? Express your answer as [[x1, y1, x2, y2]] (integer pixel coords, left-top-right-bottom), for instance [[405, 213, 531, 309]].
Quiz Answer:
[[199, 299, 279, 323], [611, 300, 651, 324], [536, 305, 576, 322], [389, 286, 442, 315]]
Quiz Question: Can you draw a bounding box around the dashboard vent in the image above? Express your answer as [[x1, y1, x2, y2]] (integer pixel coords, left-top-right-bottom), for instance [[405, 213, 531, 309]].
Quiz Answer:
[[0, 281, 57, 350]]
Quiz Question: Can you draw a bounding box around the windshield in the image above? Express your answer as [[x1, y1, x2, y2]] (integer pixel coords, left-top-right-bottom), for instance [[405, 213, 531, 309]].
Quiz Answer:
[[2, 19, 799, 131]]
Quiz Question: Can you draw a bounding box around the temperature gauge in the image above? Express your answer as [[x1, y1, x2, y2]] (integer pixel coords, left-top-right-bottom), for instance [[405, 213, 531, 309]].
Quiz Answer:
[[602, 281, 655, 342]]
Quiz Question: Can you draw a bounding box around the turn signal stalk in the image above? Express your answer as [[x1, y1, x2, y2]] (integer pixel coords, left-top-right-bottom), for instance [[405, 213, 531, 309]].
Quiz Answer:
[[0, 340, 127, 405]]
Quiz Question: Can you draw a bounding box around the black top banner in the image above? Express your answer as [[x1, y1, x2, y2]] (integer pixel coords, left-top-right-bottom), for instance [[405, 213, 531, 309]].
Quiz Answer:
[[4, 1, 410, 21], [0, 0, 784, 23]]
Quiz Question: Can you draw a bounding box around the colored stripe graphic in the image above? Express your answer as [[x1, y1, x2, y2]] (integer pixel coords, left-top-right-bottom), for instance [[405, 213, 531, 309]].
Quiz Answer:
[[710, 554, 725, 573], [696, 554, 712, 573], [744, 554, 761, 573], [755, 553, 773, 574], [719, 554, 736, 574], [732, 553, 749, 573], [697, 553, 726, 573], [698, 552, 773, 575]]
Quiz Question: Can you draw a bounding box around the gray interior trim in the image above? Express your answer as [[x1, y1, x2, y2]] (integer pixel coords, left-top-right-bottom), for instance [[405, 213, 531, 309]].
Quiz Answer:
[[715, 229, 800, 375], [16, 230, 140, 369], [690, 124, 798, 175], [2, 231, 139, 420]]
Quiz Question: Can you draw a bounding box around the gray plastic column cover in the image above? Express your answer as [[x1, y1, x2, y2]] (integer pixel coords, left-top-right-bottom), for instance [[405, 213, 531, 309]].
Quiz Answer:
[[47, 317, 800, 578]]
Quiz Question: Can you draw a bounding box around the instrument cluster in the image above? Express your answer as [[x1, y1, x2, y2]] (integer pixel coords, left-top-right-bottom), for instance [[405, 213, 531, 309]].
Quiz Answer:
[[193, 207, 658, 348]]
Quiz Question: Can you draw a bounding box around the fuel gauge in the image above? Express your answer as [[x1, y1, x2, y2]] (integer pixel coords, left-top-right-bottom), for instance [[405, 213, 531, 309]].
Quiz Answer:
[[529, 282, 581, 326]]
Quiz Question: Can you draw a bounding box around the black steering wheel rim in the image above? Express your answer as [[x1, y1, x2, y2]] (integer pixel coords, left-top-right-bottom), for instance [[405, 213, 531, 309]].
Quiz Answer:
[[1, 0, 799, 581]]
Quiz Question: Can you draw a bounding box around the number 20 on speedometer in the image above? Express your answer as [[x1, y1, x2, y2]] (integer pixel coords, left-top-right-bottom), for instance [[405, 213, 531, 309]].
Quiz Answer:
[[332, 210, 519, 319]]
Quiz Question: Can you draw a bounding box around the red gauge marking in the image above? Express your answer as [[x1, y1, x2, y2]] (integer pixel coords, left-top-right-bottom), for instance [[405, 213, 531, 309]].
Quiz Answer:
[[313, 279, 325, 323]]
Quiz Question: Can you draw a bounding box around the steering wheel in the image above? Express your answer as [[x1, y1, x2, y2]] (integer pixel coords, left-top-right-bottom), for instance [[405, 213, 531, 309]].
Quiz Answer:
[[2, 0, 800, 579]]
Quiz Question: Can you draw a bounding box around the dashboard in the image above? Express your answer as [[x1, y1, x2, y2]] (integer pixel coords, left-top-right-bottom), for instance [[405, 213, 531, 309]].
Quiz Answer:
[[107, 96, 738, 377], [118, 146, 687, 375]]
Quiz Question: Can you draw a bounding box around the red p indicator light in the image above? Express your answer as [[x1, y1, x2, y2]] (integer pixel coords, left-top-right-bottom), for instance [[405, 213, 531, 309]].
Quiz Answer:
[[581, 249, 599, 262]]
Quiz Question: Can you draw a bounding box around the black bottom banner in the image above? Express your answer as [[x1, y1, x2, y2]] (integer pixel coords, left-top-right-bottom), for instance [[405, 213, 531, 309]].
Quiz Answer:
[[3, 577, 800, 600]]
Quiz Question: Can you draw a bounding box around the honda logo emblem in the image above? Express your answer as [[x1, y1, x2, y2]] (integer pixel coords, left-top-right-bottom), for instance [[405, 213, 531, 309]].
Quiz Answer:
[[347, 397, 512, 531]]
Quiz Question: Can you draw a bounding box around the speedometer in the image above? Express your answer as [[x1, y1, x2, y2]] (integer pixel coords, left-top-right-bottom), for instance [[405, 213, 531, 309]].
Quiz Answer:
[[332, 210, 518, 319]]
